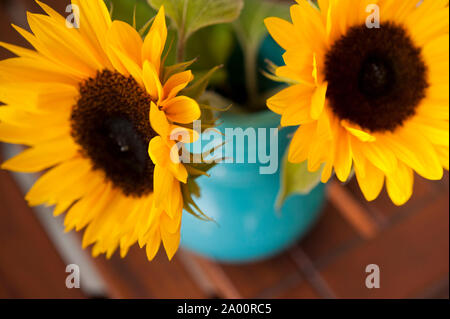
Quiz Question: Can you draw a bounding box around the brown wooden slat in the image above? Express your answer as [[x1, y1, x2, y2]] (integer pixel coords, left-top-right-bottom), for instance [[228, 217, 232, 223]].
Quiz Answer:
[[327, 181, 380, 239], [218, 254, 300, 298], [186, 202, 356, 299], [91, 247, 207, 299], [318, 192, 449, 298], [300, 202, 360, 268], [441, 171, 449, 191], [0, 0, 85, 299], [274, 280, 322, 299], [0, 164, 86, 298], [345, 174, 438, 222], [0, 1, 19, 60], [186, 254, 243, 299]]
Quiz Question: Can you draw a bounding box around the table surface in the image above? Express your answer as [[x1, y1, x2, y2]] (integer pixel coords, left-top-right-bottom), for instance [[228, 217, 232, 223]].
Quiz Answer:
[[0, 0, 448, 299]]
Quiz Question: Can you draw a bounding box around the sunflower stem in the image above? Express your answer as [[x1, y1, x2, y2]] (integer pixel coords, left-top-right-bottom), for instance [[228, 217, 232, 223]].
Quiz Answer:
[[244, 47, 259, 109], [176, 32, 186, 63]]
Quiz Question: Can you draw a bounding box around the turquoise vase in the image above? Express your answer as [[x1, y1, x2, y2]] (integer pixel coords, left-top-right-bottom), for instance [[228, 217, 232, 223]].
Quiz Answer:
[[180, 35, 326, 263], [180, 110, 326, 263]]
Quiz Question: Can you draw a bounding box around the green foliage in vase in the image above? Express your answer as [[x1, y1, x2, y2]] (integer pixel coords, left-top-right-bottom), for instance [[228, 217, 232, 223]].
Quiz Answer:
[[276, 149, 324, 210]]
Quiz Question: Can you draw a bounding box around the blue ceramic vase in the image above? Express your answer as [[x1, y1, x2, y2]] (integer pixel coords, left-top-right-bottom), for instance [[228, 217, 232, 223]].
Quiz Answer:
[[180, 110, 326, 263], [180, 35, 326, 263]]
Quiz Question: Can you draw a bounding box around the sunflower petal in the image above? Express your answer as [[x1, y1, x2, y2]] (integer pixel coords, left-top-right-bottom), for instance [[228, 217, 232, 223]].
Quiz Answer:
[[354, 157, 385, 202], [161, 96, 201, 124], [160, 219, 181, 261], [2, 136, 78, 173], [386, 161, 414, 206], [142, 6, 167, 74], [150, 102, 170, 137], [163, 70, 193, 100]]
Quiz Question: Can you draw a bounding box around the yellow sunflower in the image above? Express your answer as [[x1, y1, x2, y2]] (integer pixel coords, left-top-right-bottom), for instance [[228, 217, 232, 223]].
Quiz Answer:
[[0, 0, 201, 260], [265, 0, 449, 205]]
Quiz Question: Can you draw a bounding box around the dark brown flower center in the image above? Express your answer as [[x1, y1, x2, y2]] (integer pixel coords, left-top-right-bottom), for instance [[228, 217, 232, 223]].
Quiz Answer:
[[71, 70, 156, 197], [324, 22, 428, 132]]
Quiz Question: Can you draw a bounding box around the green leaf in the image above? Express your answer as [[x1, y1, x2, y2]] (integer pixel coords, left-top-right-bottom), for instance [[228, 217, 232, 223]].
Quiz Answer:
[[233, 0, 290, 108], [148, 0, 243, 40], [181, 65, 222, 100], [105, 0, 156, 30], [275, 146, 324, 210], [162, 58, 197, 82], [181, 180, 215, 222], [234, 0, 289, 53], [186, 24, 235, 69]]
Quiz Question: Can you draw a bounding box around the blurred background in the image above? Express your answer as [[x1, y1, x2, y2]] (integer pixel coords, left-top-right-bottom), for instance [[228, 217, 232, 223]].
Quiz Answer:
[[0, 0, 448, 299]]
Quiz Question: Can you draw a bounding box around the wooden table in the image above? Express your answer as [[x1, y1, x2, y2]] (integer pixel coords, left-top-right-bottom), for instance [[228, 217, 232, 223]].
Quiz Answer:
[[0, 0, 448, 299]]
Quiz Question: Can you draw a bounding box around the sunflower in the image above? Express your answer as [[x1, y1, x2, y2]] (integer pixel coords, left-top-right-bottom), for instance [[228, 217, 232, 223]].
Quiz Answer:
[[265, 0, 449, 205], [0, 0, 202, 260]]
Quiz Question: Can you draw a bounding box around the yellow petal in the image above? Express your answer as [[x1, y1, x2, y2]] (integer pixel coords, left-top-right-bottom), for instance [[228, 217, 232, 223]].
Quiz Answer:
[[53, 171, 105, 217], [2, 136, 79, 173], [109, 45, 144, 85], [0, 122, 70, 146], [143, 61, 163, 101], [170, 125, 200, 143], [106, 20, 143, 75], [354, 157, 385, 202], [288, 123, 316, 163], [160, 218, 181, 261], [264, 17, 300, 50], [307, 110, 333, 171], [138, 198, 159, 248], [163, 70, 193, 100], [25, 158, 91, 206], [145, 228, 161, 261], [161, 208, 182, 235], [342, 120, 376, 142], [161, 96, 201, 124], [149, 136, 170, 167], [72, 183, 113, 231], [281, 104, 314, 126], [380, 128, 443, 180], [334, 127, 353, 182], [153, 165, 175, 208], [26, 12, 101, 77], [0, 56, 79, 85], [434, 145, 449, 171], [290, 3, 326, 52], [386, 161, 414, 206], [275, 65, 315, 86], [0, 41, 38, 58], [310, 82, 327, 120], [357, 139, 397, 174], [71, 0, 112, 67], [321, 161, 334, 183], [64, 180, 110, 232], [410, 118, 449, 147], [166, 179, 184, 219], [142, 6, 167, 74], [0, 106, 69, 127], [407, 5, 449, 46], [417, 102, 449, 121], [150, 102, 170, 137]]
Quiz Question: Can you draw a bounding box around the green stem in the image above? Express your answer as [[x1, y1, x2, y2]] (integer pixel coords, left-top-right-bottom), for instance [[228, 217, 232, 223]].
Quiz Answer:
[[177, 0, 189, 63], [244, 48, 259, 109], [176, 30, 186, 63]]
